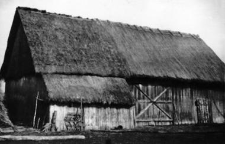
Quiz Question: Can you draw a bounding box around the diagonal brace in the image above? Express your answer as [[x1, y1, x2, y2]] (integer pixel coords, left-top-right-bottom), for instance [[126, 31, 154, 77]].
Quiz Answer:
[[135, 86, 169, 119]]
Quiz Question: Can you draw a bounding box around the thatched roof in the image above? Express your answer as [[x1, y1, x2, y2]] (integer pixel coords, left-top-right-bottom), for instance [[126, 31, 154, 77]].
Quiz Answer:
[[43, 74, 134, 105], [1, 7, 224, 84]]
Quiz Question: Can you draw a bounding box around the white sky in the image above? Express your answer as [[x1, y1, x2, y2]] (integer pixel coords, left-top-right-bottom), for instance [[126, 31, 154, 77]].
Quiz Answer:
[[0, 0, 225, 68]]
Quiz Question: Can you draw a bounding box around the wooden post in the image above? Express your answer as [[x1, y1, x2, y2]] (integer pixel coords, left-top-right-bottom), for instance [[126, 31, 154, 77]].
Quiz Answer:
[[80, 97, 84, 131], [50, 111, 57, 132], [33, 92, 39, 128], [133, 106, 136, 127], [172, 89, 175, 125], [37, 118, 40, 129]]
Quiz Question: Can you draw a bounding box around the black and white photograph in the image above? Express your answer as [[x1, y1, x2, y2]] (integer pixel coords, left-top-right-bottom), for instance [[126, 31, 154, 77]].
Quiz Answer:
[[0, 0, 225, 143]]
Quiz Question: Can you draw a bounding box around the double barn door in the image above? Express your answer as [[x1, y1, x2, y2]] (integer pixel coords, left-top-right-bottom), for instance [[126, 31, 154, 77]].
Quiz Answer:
[[132, 85, 175, 126]]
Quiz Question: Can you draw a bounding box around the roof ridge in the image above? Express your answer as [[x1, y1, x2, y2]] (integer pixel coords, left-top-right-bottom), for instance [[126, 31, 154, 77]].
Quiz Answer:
[[17, 6, 200, 39]]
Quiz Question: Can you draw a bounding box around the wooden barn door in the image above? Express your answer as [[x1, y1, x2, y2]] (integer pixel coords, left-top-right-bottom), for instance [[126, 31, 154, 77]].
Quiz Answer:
[[132, 85, 175, 126]]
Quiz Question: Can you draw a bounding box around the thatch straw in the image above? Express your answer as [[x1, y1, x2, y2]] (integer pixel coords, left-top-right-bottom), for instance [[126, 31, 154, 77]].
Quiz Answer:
[[43, 74, 134, 105], [1, 7, 224, 84]]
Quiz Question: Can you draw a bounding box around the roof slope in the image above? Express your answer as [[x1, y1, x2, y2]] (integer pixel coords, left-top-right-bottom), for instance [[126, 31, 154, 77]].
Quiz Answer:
[[18, 7, 130, 77], [43, 74, 134, 105], [1, 7, 225, 84]]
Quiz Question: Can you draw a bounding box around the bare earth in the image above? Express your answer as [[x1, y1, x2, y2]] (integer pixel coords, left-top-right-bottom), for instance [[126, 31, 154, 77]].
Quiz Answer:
[[1, 124, 225, 144]]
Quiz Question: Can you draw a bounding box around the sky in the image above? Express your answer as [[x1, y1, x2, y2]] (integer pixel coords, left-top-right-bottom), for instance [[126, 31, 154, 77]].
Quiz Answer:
[[0, 0, 225, 68]]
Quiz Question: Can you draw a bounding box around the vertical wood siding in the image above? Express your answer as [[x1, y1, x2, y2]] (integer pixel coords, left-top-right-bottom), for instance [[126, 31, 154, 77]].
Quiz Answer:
[[5, 76, 47, 126], [84, 107, 134, 130], [49, 105, 134, 131], [131, 85, 225, 126]]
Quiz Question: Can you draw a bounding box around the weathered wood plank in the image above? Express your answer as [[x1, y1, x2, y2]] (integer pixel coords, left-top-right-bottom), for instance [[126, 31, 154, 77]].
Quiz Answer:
[[0, 135, 85, 141], [136, 119, 173, 122]]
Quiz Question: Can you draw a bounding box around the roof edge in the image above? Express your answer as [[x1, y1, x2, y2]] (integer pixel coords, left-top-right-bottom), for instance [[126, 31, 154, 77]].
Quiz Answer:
[[16, 6, 201, 39]]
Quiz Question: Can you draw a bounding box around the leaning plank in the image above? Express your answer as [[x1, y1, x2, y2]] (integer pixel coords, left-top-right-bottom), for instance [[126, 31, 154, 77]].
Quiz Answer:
[[0, 135, 85, 141], [33, 92, 39, 128]]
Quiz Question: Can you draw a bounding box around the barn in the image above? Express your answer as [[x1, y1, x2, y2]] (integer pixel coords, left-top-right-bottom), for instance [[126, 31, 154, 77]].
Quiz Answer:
[[0, 7, 224, 131]]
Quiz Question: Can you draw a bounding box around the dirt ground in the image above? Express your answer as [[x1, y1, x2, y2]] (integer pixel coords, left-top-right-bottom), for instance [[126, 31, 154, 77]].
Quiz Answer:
[[1, 124, 225, 144]]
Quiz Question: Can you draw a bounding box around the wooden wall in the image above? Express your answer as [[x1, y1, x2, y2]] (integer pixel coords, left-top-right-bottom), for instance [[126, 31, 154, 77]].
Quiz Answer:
[[84, 106, 134, 130], [6, 75, 224, 129], [49, 105, 135, 131], [5, 76, 48, 126], [131, 84, 225, 126]]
